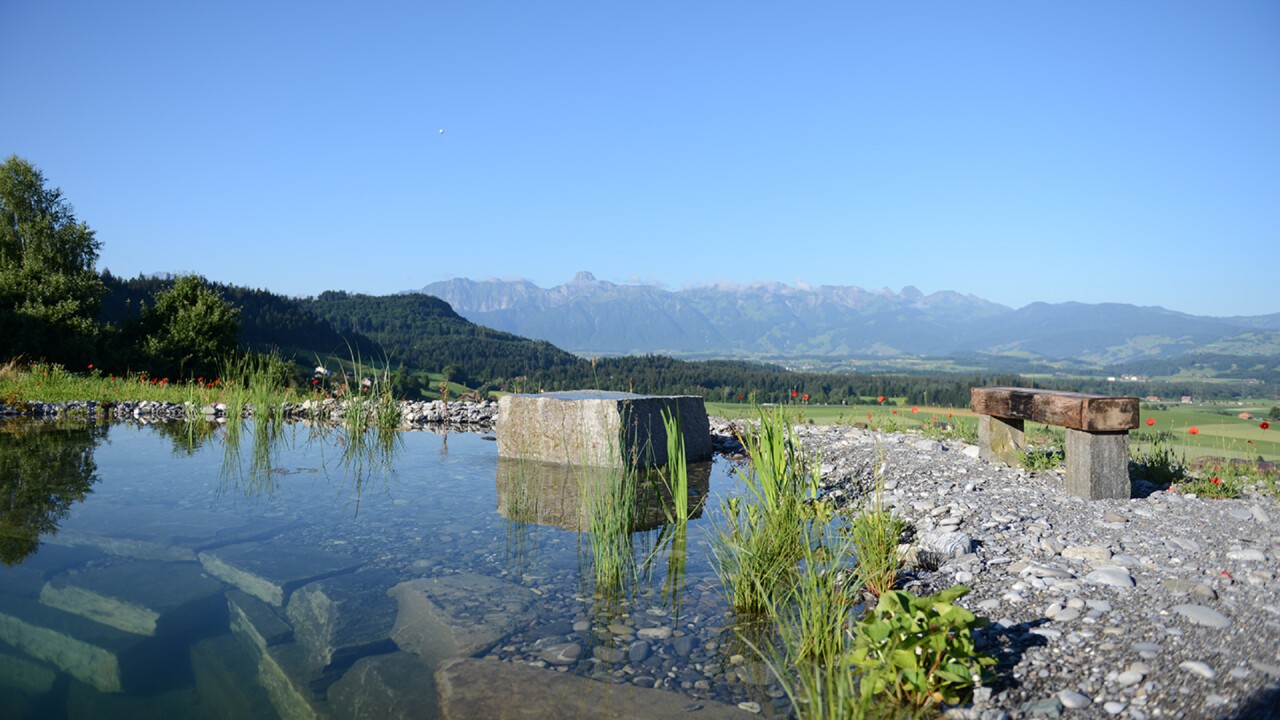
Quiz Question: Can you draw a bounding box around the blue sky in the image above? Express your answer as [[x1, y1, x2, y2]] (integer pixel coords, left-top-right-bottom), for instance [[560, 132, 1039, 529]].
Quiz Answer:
[[3, 1, 1277, 317]]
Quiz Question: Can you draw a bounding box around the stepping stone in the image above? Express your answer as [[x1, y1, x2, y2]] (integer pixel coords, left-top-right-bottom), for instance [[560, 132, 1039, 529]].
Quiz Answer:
[[0, 594, 186, 693], [286, 569, 399, 675], [389, 573, 536, 668], [436, 657, 749, 719], [38, 560, 226, 636], [199, 542, 360, 606], [52, 505, 293, 562]]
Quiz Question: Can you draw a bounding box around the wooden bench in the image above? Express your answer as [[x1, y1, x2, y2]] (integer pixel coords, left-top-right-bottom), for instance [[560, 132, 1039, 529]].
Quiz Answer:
[[971, 387, 1140, 500]]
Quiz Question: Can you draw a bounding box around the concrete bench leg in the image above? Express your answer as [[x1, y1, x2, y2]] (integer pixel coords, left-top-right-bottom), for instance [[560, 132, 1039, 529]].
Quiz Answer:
[[978, 415, 1024, 466], [1065, 429, 1131, 500]]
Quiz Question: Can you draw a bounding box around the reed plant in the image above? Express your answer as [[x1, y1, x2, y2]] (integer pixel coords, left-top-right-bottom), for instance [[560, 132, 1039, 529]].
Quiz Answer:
[[846, 454, 906, 599], [578, 459, 638, 599], [712, 405, 820, 614]]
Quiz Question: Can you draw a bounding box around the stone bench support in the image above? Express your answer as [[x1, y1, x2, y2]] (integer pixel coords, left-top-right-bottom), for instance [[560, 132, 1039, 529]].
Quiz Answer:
[[971, 387, 1139, 500]]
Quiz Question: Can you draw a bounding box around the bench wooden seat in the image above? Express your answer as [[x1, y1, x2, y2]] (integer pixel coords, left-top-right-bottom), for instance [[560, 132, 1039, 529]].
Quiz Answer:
[[970, 386, 1140, 500]]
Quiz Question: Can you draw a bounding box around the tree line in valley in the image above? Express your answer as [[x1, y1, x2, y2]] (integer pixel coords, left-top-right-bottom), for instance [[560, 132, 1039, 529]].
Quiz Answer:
[[4, 154, 1274, 406]]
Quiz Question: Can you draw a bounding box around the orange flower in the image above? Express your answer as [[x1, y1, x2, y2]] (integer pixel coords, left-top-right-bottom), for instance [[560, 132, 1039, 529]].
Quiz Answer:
[[877, 396, 885, 403], [1188, 427, 1199, 435], [947, 413, 953, 419], [892, 409, 898, 415], [1146, 418, 1156, 426], [791, 390, 798, 398], [866, 413, 872, 420], [802, 393, 809, 402]]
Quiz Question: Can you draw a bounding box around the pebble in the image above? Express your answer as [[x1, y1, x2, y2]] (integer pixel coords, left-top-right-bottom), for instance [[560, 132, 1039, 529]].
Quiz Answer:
[[1057, 689, 1091, 708], [1085, 567, 1135, 588], [1171, 604, 1231, 629], [1179, 660, 1216, 680]]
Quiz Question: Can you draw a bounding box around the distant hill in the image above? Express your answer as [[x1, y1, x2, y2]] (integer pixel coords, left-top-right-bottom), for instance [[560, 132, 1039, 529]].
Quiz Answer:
[[417, 272, 1280, 364]]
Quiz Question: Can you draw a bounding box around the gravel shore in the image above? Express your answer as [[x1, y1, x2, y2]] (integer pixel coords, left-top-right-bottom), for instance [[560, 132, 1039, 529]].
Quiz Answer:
[[768, 421, 1280, 720]]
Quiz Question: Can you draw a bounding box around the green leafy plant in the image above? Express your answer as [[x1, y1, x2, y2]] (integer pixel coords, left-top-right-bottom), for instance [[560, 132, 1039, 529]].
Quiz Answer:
[[850, 585, 995, 712], [1130, 430, 1186, 485]]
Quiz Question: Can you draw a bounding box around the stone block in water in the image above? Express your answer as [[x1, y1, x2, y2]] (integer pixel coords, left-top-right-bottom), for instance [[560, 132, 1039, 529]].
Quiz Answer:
[[38, 560, 227, 636], [199, 542, 361, 607], [497, 391, 711, 467], [286, 569, 399, 675]]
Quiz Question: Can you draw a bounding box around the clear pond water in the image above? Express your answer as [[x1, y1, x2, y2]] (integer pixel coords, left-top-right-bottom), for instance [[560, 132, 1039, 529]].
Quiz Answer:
[[0, 420, 770, 719]]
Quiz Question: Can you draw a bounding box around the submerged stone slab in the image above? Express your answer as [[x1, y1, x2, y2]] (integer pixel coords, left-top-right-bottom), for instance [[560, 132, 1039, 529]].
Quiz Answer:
[[1, 545, 109, 603], [199, 542, 361, 607], [38, 560, 226, 636], [286, 569, 399, 675], [497, 392, 711, 468], [51, 505, 294, 562], [328, 651, 441, 720], [190, 634, 277, 720], [67, 681, 206, 720], [0, 642, 57, 695], [227, 589, 294, 650], [0, 594, 185, 693], [436, 657, 747, 720], [389, 573, 536, 669], [229, 616, 326, 720]]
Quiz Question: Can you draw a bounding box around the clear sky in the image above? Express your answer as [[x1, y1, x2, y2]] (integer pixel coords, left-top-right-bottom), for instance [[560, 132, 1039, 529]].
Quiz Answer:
[[3, 1, 1277, 317]]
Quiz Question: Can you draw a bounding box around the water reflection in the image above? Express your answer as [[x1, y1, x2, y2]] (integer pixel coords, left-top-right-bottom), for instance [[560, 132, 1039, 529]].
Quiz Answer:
[[0, 421, 104, 565]]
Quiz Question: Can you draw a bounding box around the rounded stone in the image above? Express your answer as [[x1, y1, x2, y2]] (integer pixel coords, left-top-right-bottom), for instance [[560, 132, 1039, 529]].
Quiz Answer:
[[1171, 604, 1231, 629], [1179, 660, 1216, 680], [1058, 689, 1091, 708]]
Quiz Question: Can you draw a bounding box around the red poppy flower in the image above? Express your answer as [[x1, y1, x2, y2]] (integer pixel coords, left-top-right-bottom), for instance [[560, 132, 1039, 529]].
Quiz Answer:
[[866, 413, 872, 420], [792, 390, 798, 398], [87, 364, 94, 370], [911, 406, 919, 414], [892, 409, 898, 415], [802, 394, 809, 402], [1262, 421, 1271, 431], [1211, 477, 1221, 485], [1146, 418, 1156, 426], [947, 413, 953, 419], [877, 396, 885, 403], [1188, 427, 1199, 435]]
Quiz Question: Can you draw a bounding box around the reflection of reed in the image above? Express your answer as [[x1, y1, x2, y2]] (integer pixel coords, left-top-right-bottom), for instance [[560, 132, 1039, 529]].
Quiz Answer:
[[498, 456, 541, 575]]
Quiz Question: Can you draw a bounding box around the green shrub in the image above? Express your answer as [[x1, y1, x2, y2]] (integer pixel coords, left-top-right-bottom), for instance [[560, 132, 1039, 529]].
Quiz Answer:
[[850, 585, 995, 712]]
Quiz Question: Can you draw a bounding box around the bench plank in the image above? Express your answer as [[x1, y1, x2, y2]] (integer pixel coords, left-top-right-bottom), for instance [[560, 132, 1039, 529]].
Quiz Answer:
[[970, 387, 1138, 432]]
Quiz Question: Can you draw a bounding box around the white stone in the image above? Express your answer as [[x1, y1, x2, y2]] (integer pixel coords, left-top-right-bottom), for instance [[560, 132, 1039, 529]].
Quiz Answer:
[[1172, 604, 1231, 629], [1179, 660, 1216, 679], [1226, 548, 1266, 562], [1085, 567, 1135, 588], [1058, 689, 1091, 708]]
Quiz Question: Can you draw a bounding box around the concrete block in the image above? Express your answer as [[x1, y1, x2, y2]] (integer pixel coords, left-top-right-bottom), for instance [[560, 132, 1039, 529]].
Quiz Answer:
[[1065, 429, 1131, 500], [496, 391, 710, 468]]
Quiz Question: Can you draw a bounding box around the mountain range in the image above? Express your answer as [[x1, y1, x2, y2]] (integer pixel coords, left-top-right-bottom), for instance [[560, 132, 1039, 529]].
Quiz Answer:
[[415, 272, 1280, 365]]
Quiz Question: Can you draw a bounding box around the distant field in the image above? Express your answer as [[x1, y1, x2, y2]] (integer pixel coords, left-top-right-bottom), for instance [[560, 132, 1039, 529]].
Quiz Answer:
[[704, 399, 1277, 464]]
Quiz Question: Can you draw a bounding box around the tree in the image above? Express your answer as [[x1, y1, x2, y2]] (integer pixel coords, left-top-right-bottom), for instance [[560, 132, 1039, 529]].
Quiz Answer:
[[139, 274, 241, 378], [0, 156, 105, 363]]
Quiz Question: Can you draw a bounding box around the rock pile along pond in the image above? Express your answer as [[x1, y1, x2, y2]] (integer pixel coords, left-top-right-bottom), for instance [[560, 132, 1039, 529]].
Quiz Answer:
[[757, 421, 1280, 720]]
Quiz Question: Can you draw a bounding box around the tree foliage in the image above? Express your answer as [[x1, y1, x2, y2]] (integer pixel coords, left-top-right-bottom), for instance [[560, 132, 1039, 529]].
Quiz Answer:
[[138, 275, 241, 378], [0, 156, 105, 363]]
